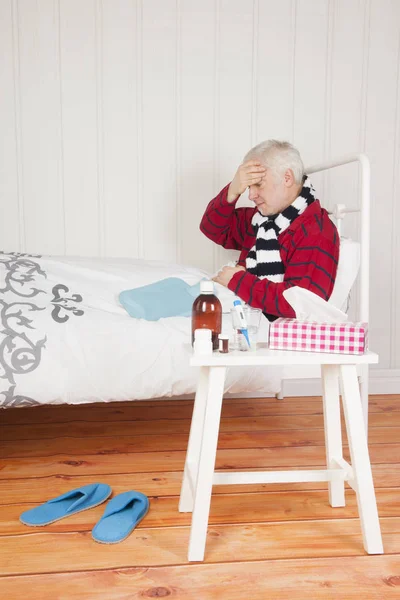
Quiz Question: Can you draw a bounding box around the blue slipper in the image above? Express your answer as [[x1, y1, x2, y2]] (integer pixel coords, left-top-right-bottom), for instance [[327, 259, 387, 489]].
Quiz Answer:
[[20, 483, 112, 527], [92, 491, 150, 544]]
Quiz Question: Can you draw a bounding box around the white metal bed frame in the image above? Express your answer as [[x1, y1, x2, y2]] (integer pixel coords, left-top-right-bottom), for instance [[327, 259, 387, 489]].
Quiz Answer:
[[277, 153, 371, 429]]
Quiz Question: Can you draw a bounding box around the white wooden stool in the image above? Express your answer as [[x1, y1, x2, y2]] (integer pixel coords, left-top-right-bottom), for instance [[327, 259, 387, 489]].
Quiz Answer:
[[179, 345, 384, 562]]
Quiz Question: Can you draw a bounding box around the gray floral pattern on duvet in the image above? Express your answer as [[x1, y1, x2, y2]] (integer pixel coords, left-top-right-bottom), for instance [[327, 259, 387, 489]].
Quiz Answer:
[[0, 252, 47, 407], [1, 252, 86, 407], [51, 284, 84, 323]]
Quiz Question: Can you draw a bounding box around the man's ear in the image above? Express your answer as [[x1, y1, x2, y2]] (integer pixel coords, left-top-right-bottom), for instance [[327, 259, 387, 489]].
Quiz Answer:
[[283, 169, 295, 187]]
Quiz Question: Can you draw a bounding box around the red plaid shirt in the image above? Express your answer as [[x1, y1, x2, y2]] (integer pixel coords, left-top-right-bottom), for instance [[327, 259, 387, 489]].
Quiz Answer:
[[200, 183, 340, 318]]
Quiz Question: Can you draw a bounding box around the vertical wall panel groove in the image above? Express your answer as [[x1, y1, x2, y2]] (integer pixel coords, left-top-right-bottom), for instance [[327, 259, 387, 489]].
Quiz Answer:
[[350, 0, 367, 320], [391, 23, 400, 367], [322, 0, 334, 205], [359, 0, 371, 153], [57, 0, 66, 254], [175, 0, 182, 263], [351, 0, 369, 330], [136, 0, 144, 259], [95, 0, 105, 257], [251, 0, 259, 145], [11, 0, 25, 251], [357, 0, 371, 332], [212, 0, 220, 273], [291, 0, 297, 143]]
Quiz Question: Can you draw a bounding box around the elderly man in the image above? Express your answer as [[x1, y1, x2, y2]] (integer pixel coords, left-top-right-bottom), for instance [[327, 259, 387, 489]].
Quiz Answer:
[[200, 140, 339, 320]]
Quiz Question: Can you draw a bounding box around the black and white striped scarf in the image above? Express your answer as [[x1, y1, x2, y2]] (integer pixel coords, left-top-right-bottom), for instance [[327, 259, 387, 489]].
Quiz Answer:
[[246, 176, 316, 282]]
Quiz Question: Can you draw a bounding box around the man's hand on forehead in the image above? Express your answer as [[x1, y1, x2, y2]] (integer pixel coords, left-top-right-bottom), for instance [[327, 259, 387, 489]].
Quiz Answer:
[[227, 160, 266, 203]]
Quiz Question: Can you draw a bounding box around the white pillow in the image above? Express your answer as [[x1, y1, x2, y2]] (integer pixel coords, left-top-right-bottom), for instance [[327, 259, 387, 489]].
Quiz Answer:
[[328, 237, 360, 311]]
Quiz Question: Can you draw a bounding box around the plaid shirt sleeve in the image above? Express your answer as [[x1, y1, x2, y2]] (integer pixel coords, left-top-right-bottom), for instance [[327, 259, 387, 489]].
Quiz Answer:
[[200, 184, 254, 250], [227, 233, 339, 318]]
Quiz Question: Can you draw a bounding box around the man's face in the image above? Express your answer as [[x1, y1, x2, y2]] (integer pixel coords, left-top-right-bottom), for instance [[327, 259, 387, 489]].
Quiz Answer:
[[248, 168, 289, 216]]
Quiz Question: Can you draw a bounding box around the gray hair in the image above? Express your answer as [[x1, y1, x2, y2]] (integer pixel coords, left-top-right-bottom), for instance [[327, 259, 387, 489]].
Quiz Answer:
[[244, 139, 305, 184]]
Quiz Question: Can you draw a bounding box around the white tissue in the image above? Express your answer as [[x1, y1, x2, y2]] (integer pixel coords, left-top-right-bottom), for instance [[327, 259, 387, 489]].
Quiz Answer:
[[283, 286, 348, 323]]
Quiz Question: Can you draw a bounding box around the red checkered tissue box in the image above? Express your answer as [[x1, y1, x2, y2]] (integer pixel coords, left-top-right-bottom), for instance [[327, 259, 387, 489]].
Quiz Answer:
[[268, 319, 368, 355]]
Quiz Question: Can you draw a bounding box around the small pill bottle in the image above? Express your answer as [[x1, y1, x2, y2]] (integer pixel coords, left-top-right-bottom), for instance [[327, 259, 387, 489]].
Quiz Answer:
[[218, 334, 229, 353]]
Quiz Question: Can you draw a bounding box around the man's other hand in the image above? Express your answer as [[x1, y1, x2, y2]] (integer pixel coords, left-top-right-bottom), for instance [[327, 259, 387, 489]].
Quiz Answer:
[[213, 265, 246, 287], [227, 160, 266, 203]]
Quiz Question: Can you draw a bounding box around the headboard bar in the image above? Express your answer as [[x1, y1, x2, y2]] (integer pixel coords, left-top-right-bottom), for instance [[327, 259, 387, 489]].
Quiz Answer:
[[305, 154, 370, 323]]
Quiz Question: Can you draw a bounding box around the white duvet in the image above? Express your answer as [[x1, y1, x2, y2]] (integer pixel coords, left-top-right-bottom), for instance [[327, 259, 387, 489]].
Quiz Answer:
[[0, 252, 280, 407]]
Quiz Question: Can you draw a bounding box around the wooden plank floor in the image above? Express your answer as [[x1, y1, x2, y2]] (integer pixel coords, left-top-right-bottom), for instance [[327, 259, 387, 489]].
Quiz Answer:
[[0, 394, 399, 599]]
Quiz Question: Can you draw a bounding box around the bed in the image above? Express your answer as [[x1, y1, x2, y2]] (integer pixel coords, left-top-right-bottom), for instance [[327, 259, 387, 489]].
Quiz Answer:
[[0, 154, 369, 411]]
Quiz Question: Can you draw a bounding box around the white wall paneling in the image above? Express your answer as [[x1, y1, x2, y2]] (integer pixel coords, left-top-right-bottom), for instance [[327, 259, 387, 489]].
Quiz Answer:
[[179, 0, 215, 272], [141, 0, 177, 262], [59, 0, 99, 256], [293, 0, 329, 193], [17, 0, 65, 254], [364, 0, 400, 369], [0, 0, 21, 250], [256, 0, 296, 143], [214, 0, 254, 270], [323, 0, 369, 327], [1, 0, 399, 389], [393, 8, 400, 369], [101, 0, 139, 258]]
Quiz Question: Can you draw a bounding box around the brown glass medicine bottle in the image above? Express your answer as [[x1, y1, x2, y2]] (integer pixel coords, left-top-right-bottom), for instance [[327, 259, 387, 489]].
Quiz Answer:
[[191, 281, 222, 351]]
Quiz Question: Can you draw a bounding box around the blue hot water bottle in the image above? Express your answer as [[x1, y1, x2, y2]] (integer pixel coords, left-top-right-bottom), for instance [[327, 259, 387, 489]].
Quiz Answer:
[[119, 277, 203, 321]]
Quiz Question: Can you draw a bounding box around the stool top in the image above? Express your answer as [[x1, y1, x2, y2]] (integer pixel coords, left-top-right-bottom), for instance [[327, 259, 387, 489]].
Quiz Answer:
[[189, 343, 379, 367]]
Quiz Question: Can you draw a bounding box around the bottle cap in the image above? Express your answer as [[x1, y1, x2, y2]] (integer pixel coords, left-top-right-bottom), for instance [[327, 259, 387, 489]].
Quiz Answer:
[[218, 334, 229, 340], [194, 329, 212, 341], [233, 299, 241, 306], [200, 280, 214, 294], [193, 328, 213, 356]]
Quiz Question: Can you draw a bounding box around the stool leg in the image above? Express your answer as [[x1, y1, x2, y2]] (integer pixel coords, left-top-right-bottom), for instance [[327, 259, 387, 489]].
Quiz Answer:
[[275, 381, 284, 400], [321, 364, 345, 507], [359, 364, 369, 434], [188, 366, 226, 562], [179, 366, 210, 513], [339, 364, 384, 554]]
